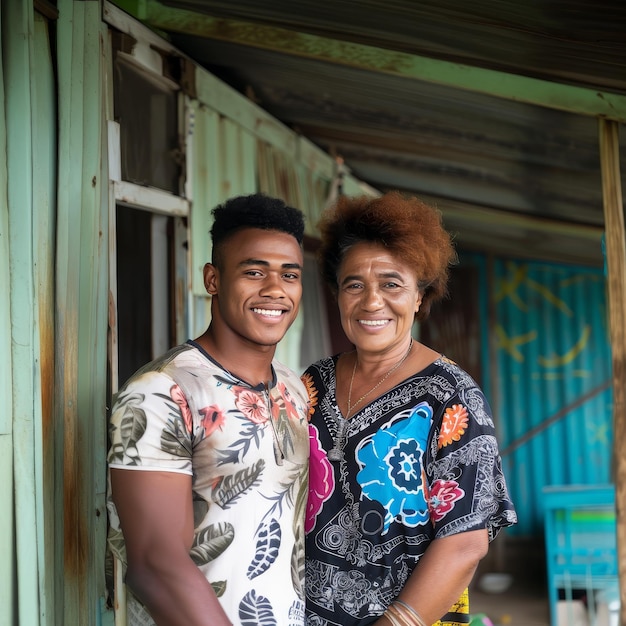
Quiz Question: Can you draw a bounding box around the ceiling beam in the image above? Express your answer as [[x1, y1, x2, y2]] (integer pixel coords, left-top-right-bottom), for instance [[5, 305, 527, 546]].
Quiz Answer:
[[109, 0, 626, 122], [423, 195, 604, 240]]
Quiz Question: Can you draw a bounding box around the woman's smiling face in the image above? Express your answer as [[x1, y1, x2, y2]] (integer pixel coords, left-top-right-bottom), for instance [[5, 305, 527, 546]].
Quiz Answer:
[[336, 241, 422, 355]]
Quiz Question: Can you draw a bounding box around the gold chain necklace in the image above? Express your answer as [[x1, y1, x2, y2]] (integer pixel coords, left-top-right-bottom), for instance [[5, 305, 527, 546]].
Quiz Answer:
[[346, 338, 413, 418], [328, 339, 414, 463]]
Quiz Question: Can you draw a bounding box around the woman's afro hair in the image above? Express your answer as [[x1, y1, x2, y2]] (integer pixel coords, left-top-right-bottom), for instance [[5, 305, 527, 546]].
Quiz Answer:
[[317, 191, 457, 320]]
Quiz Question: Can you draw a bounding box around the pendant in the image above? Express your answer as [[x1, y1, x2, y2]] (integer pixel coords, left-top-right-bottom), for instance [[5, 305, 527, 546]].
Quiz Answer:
[[328, 447, 344, 462], [329, 415, 347, 462]]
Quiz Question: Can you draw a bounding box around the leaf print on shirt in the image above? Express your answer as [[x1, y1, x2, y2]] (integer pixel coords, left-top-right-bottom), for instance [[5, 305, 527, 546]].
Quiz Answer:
[[159, 415, 193, 458], [189, 521, 235, 566], [260, 463, 306, 525], [211, 580, 227, 598], [247, 518, 281, 579], [212, 459, 265, 508], [107, 525, 127, 565], [108, 391, 147, 465], [216, 414, 265, 465], [192, 491, 209, 527], [239, 590, 276, 626], [438, 403, 469, 449], [152, 391, 193, 458], [269, 384, 302, 458], [291, 524, 305, 599]]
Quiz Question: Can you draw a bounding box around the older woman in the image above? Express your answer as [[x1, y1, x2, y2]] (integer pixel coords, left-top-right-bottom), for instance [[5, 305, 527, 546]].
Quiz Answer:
[[303, 192, 517, 626]]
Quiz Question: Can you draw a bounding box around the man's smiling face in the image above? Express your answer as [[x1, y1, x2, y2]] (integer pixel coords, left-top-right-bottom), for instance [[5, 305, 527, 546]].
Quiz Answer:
[[204, 227, 304, 348]]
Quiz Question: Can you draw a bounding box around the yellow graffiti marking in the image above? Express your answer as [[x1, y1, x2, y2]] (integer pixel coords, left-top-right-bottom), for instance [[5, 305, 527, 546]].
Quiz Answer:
[[538, 325, 591, 368], [533, 370, 590, 381], [495, 325, 537, 362], [496, 262, 575, 317], [495, 264, 528, 310], [561, 274, 601, 288], [526, 278, 573, 317], [589, 422, 610, 445]]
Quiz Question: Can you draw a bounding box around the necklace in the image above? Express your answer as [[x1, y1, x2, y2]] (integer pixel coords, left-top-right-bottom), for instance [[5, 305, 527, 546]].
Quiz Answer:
[[327, 339, 413, 462], [346, 339, 414, 418]]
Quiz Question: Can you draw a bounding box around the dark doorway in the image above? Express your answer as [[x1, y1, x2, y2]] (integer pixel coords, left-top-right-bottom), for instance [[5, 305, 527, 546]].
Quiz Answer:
[[116, 206, 174, 385]]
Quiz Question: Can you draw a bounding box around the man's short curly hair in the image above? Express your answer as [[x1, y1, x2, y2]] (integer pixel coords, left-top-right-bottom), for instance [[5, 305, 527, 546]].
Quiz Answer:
[[317, 191, 457, 320], [210, 194, 305, 267]]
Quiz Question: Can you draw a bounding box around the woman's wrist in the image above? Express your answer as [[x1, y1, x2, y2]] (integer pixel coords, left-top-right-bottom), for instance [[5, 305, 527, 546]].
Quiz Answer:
[[383, 599, 427, 626]]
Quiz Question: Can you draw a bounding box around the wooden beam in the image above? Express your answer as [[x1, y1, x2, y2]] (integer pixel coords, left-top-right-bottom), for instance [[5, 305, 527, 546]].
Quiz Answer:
[[109, 0, 626, 122], [33, 0, 58, 20], [423, 195, 604, 240], [599, 118, 626, 624], [114, 180, 190, 216]]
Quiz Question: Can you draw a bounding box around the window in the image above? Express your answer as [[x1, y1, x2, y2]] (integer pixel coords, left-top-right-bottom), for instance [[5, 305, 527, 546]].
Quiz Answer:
[[113, 50, 181, 193]]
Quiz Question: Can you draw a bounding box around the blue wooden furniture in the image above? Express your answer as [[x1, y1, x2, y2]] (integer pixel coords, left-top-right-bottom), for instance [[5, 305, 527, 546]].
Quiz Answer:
[[543, 484, 618, 626]]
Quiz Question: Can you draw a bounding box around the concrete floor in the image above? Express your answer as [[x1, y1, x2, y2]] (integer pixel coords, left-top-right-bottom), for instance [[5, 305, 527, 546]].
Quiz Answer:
[[469, 536, 551, 626], [470, 574, 550, 626]]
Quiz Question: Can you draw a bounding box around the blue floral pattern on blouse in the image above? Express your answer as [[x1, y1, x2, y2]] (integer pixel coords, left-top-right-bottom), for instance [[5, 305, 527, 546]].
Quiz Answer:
[[356, 402, 432, 532]]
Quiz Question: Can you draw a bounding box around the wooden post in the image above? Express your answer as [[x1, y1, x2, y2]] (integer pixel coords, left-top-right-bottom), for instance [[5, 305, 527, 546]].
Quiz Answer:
[[599, 118, 626, 625]]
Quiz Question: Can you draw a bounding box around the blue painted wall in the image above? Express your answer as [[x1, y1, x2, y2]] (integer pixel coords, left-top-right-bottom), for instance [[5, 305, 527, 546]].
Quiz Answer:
[[454, 252, 613, 537], [489, 257, 613, 537]]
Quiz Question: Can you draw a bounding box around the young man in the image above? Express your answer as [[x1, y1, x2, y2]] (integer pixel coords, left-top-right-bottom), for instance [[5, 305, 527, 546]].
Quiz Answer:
[[107, 194, 310, 626]]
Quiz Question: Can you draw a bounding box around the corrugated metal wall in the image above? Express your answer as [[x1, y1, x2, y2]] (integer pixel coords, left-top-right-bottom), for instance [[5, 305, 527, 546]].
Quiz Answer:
[[186, 69, 376, 371], [492, 258, 613, 537]]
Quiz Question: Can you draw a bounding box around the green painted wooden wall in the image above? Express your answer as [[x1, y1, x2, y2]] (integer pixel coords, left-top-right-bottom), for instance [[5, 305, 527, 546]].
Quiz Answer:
[[0, 2, 15, 624], [1, 0, 113, 623], [56, 0, 111, 623]]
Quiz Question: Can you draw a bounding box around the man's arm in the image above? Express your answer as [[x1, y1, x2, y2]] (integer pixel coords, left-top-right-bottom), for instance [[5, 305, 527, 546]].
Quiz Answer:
[[110, 469, 231, 626]]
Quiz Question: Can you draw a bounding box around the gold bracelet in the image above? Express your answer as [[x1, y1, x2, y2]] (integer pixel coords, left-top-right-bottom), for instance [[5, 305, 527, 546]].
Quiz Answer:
[[383, 607, 404, 626], [385, 604, 409, 626], [389, 599, 428, 626], [386, 602, 414, 626]]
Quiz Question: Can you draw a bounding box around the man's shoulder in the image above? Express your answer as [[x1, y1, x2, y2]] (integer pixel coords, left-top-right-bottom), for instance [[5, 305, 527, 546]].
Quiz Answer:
[[272, 359, 308, 397], [272, 359, 301, 382], [140, 342, 195, 372], [117, 342, 212, 393]]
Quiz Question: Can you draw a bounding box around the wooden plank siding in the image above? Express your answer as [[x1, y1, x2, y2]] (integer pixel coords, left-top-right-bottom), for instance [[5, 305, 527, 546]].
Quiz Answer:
[[0, 5, 15, 626], [599, 119, 626, 626], [56, 0, 111, 623], [33, 10, 58, 625], [4, 0, 49, 623]]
